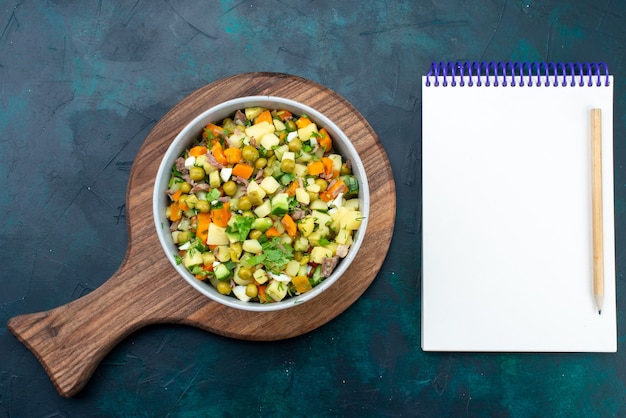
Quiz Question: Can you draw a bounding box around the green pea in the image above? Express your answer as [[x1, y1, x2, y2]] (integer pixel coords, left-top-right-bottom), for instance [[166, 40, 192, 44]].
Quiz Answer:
[[195, 200, 210, 213], [246, 283, 258, 298], [285, 120, 297, 132], [238, 267, 252, 281], [281, 159, 295, 173], [237, 195, 252, 211], [189, 166, 205, 181], [255, 157, 268, 169], [223, 180, 238, 197], [217, 281, 231, 295], [241, 210, 255, 218], [242, 145, 259, 162], [248, 229, 263, 240], [288, 138, 302, 152], [180, 182, 192, 193]]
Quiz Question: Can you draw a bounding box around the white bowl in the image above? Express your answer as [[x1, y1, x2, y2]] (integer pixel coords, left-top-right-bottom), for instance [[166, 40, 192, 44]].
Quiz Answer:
[[153, 96, 369, 311]]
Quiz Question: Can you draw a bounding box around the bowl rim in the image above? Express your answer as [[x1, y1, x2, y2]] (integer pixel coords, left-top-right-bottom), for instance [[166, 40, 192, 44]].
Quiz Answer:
[[152, 95, 370, 311]]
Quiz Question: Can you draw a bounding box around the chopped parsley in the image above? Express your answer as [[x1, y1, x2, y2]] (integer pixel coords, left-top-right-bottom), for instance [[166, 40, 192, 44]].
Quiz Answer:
[[226, 215, 254, 242]]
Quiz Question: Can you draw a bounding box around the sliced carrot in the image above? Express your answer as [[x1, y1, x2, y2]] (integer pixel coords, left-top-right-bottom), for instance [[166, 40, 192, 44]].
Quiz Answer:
[[168, 202, 182, 222], [189, 145, 208, 157], [211, 141, 228, 166], [276, 109, 292, 121], [295, 116, 312, 128], [281, 214, 297, 237], [307, 161, 325, 176], [232, 163, 254, 180], [196, 212, 211, 243], [257, 285, 269, 303], [224, 147, 242, 164], [171, 189, 183, 202], [292, 275, 312, 293], [211, 202, 231, 228], [255, 109, 273, 125], [286, 180, 299, 196], [179, 201, 189, 211], [203, 123, 224, 139], [265, 226, 282, 238], [318, 128, 332, 152], [321, 157, 334, 177], [320, 178, 348, 202]]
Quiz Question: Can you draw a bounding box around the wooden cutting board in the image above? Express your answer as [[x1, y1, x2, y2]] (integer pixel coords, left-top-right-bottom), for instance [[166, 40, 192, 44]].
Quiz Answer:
[[7, 73, 396, 398]]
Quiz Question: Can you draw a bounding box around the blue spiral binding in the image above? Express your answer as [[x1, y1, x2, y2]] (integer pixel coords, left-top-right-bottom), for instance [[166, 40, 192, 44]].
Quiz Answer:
[[424, 61, 611, 88]]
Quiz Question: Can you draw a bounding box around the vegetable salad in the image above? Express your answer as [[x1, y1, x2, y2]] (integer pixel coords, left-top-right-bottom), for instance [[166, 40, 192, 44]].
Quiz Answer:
[[165, 106, 362, 303]]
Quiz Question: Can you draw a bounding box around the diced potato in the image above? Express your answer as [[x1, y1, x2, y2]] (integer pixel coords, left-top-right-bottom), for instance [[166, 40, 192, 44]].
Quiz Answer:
[[260, 176, 281, 194], [253, 268, 269, 284], [294, 163, 307, 177], [335, 229, 353, 246], [285, 260, 300, 277], [182, 250, 203, 268], [281, 151, 295, 162], [229, 130, 246, 148], [202, 252, 215, 266], [195, 155, 217, 174], [295, 187, 310, 205], [207, 223, 230, 246], [254, 199, 272, 218], [325, 242, 338, 256], [328, 154, 342, 173], [209, 170, 221, 188], [312, 210, 332, 226], [215, 245, 231, 262], [296, 151, 313, 163], [242, 239, 263, 254], [266, 280, 288, 301], [310, 246, 334, 264], [298, 215, 315, 237], [293, 236, 310, 252], [310, 199, 328, 212], [260, 133, 280, 150], [342, 210, 363, 231], [245, 107, 265, 120], [245, 121, 274, 142], [306, 183, 321, 193], [344, 198, 360, 210], [273, 119, 286, 130], [298, 123, 318, 141], [247, 180, 267, 200]]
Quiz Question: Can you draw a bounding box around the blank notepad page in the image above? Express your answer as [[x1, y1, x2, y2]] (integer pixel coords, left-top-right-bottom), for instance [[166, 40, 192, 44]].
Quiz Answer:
[[421, 62, 616, 352]]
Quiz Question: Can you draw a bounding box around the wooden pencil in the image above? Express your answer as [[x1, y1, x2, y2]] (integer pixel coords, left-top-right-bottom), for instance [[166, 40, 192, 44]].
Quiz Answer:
[[591, 108, 604, 314]]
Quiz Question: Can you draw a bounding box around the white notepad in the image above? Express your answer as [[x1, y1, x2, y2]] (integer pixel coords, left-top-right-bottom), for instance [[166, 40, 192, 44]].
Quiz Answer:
[[421, 62, 616, 352]]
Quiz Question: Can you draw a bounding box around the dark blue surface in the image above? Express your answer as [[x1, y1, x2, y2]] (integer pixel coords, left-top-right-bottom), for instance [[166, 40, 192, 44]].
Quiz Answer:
[[1, 1, 625, 416]]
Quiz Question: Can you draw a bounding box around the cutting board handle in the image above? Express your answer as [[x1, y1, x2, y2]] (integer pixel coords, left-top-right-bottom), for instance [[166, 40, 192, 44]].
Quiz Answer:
[[7, 250, 182, 398]]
